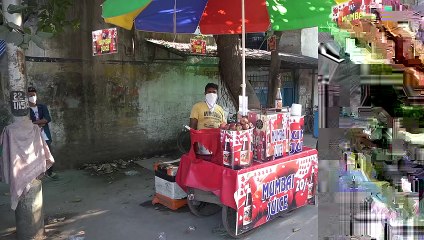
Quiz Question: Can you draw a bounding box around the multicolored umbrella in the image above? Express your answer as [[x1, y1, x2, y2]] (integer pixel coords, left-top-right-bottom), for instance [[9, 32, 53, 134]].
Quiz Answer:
[[102, 0, 335, 34], [102, 0, 334, 114]]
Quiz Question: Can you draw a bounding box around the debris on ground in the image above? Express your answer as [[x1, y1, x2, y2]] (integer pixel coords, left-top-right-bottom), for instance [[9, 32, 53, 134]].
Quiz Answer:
[[71, 198, 82, 203], [124, 170, 140, 176], [68, 237, 85, 240], [185, 226, 196, 233], [157, 232, 166, 240], [68, 231, 85, 240], [47, 217, 66, 224], [81, 159, 134, 175]]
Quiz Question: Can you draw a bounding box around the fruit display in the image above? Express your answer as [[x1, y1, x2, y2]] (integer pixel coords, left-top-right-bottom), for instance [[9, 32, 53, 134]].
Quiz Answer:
[[220, 117, 255, 131]]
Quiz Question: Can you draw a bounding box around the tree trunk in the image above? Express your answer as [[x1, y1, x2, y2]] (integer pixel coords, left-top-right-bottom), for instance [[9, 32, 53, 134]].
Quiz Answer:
[[214, 35, 260, 110], [3, 0, 28, 120], [267, 31, 283, 108], [3, 1, 45, 239]]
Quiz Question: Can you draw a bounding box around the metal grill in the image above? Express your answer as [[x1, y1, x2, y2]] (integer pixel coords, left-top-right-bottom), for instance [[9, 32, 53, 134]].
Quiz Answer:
[[247, 73, 269, 107]]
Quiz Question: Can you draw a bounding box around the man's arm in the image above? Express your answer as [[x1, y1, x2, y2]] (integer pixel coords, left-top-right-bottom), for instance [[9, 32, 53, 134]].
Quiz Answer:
[[41, 104, 51, 123], [34, 105, 51, 126], [189, 103, 199, 130], [189, 118, 198, 130]]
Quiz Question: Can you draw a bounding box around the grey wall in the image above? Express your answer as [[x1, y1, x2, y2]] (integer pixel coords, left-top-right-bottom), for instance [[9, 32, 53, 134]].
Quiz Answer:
[[0, 0, 227, 169]]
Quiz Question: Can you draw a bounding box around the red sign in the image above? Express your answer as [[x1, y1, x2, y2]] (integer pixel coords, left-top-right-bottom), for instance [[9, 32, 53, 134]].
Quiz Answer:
[[267, 35, 277, 52], [332, 0, 379, 25], [221, 128, 254, 169], [234, 153, 318, 235], [248, 111, 291, 162], [190, 39, 206, 54], [92, 28, 118, 56]]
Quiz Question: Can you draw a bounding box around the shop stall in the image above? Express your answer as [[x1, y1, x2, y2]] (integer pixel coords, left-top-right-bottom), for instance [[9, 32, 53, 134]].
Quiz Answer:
[[176, 106, 318, 238]]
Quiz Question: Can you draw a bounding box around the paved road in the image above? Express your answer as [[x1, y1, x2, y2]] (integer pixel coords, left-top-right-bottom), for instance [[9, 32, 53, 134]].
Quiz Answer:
[[0, 135, 319, 240], [0, 168, 318, 240]]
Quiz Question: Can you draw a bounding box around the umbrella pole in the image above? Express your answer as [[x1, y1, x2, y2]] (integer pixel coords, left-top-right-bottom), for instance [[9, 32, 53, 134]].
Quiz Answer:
[[241, 0, 246, 115]]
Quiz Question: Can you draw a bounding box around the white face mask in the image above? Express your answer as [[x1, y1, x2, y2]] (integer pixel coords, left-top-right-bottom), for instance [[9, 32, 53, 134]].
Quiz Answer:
[[28, 96, 37, 104], [205, 93, 218, 109]]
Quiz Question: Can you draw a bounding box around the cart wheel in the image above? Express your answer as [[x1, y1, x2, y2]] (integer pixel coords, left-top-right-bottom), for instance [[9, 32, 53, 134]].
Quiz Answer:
[[187, 188, 221, 217], [308, 194, 318, 206], [222, 206, 257, 239], [221, 206, 240, 239]]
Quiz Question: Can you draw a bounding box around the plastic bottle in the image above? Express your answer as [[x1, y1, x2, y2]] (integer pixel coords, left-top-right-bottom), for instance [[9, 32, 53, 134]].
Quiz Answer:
[[275, 87, 283, 112]]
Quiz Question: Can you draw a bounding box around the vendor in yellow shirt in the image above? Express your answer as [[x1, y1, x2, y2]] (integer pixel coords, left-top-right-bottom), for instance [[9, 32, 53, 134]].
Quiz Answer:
[[189, 83, 226, 130], [189, 83, 226, 155]]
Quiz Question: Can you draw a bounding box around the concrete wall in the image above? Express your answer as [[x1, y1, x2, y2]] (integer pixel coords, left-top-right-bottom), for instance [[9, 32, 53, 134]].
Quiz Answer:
[[0, 0, 228, 169], [22, 58, 220, 169], [0, 0, 315, 169], [298, 69, 316, 114], [279, 30, 302, 54], [301, 27, 319, 59], [279, 27, 318, 59]]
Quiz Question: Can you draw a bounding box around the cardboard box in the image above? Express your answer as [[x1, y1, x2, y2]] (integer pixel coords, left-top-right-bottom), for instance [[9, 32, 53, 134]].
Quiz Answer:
[[154, 176, 187, 200], [248, 110, 290, 162], [288, 115, 304, 155], [221, 128, 254, 169], [153, 159, 186, 200]]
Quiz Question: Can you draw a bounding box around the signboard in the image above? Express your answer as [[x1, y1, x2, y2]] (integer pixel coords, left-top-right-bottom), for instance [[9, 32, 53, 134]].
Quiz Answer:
[[332, 0, 382, 25], [248, 111, 290, 162], [10, 91, 28, 116], [234, 154, 318, 235], [92, 28, 118, 56], [267, 35, 277, 52], [190, 38, 206, 54]]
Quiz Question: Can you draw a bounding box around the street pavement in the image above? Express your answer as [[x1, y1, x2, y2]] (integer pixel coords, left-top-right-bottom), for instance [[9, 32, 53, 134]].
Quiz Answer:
[[0, 135, 319, 240]]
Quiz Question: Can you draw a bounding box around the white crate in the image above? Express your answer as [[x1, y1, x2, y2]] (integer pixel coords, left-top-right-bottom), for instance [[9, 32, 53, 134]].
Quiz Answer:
[[154, 176, 187, 200]]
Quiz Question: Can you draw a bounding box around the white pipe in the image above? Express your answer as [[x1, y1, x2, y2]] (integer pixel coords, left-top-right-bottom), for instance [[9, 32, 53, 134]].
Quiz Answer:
[[241, 0, 246, 98]]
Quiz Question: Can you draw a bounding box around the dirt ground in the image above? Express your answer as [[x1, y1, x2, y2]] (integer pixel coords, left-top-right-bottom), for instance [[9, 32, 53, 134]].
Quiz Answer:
[[0, 135, 319, 240]]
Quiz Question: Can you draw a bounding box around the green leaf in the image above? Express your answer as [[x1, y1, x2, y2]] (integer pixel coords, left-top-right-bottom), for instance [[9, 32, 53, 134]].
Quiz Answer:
[[23, 33, 31, 44], [20, 43, 29, 49], [0, 30, 9, 40], [0, 25, 9, 33], [7, 22, 23, 32], [31, 34, 45, 49], [23, 27, 32, 34], [7, 4, 28, 14], [6, 32, 24, 46], [36, 31, 53, 39]]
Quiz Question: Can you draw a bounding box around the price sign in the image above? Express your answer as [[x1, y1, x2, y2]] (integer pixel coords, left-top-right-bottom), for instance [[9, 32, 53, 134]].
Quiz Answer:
[[10, 91, 29, 116]]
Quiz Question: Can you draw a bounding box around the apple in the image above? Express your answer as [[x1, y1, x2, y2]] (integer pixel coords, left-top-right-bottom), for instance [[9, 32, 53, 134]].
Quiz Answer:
[[240, 117, 249, 125]]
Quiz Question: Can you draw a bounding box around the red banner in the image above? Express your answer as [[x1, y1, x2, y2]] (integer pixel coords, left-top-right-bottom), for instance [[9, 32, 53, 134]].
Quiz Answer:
[[234, 153, 318, 235], [267, 35, 277, 52], [332, 0, 379, 25], [92, 28, 118, 56]]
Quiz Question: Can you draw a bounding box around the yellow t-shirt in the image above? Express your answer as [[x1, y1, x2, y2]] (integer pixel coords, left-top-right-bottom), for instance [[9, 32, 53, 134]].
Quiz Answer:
[[190, 102, 226, 130]]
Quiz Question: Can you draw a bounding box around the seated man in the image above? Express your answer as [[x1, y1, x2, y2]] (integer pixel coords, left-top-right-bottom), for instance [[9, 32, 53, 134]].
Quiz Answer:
[[189, 83, 226, 155]]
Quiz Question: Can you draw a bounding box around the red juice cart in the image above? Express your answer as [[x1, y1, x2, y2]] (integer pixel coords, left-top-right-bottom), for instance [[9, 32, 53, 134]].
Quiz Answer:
[[176, 128, 318, 238]]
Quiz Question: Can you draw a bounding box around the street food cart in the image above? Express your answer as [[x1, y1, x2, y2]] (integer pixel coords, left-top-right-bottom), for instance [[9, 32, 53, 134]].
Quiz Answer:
[[175, 109, 318, 238]]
